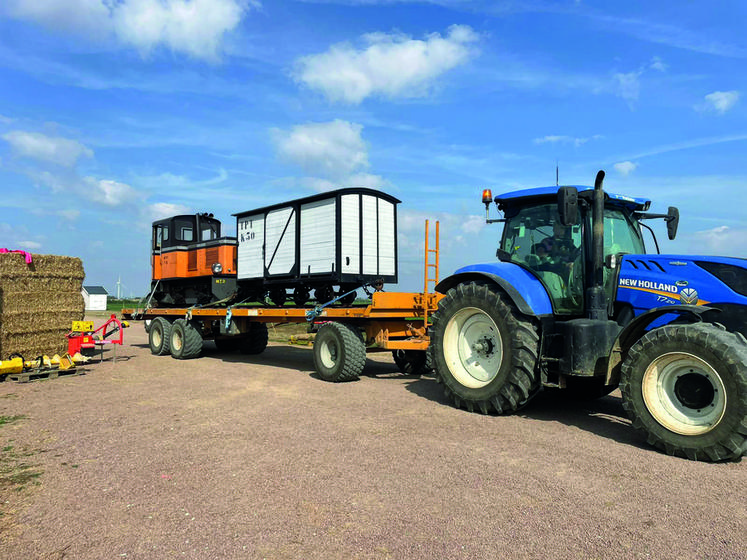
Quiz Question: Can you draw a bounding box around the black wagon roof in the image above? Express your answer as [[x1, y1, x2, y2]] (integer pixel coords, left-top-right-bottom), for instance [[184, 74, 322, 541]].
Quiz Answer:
[[233, 188, 401, 218]]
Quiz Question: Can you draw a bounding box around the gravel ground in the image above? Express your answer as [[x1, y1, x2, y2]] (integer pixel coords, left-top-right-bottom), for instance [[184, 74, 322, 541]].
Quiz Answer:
[[0, 319, 745, 560]]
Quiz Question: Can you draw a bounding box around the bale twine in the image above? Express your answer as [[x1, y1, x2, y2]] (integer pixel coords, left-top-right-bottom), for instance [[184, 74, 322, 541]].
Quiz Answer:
[[0, 253, 85, 358]]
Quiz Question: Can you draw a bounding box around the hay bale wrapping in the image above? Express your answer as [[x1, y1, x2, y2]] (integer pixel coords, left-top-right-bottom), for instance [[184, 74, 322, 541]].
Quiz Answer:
[[0, 252, 85, 359]]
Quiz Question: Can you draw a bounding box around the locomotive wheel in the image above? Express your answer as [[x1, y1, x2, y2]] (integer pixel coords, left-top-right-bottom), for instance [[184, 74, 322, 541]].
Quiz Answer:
[[337, 286, 357, 307], [149, 317, 172, 356], [620, 323, 747, 461], [170, 319, 203, 360], [293, 286, 310, 307], [269, 289, 287, 307], [314, 285, 335, 304], [428, 281, 540, 414], [313, 322, 365, 382], [240, 323, 269, 355], [392, 349, 432, 376]]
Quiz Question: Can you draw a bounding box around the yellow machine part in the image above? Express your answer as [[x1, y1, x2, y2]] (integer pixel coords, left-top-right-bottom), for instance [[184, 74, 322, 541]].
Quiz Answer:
[[0, 357, 24, 375]]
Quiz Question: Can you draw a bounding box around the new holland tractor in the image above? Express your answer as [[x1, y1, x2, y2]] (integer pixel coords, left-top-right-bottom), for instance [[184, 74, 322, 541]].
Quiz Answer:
[[428, 170, 747, 462]]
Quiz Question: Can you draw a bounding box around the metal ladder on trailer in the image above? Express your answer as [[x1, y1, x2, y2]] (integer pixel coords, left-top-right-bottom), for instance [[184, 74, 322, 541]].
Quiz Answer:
[[423, 220, 440, 328]]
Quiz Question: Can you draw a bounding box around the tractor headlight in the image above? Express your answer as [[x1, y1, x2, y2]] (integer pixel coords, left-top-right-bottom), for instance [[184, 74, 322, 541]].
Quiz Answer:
[[211, 263, 223, 274]]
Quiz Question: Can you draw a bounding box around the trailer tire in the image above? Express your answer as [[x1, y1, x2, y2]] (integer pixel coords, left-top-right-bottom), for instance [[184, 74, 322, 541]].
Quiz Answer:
[[429, 281, 540, 414], [170, 319, 203, 360], [620, 323, 747, 461], [392, 350, 432, 376], [313, 322, 365, 382], [149, 317, 172, 356], [240, 323, 268, 355]]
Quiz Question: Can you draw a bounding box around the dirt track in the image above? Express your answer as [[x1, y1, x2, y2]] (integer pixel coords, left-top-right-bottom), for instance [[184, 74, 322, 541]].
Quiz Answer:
[[1, 320, 745, 559]]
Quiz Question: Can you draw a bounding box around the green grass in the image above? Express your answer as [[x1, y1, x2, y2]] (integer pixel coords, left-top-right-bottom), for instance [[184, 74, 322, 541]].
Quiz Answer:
[[0, 415, 43, 495], [106, 298, 141, 312]]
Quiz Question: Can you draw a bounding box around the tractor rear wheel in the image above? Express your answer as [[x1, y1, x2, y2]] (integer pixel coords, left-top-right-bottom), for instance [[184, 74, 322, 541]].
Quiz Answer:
[[170, 319, 203, 360], [240, 323, 268, 355], [313, 322, 365, 382], [428, 282, 540, 414], [392, 349, 432, 376], [620, 323, 747, 461], [148, 317, 172, 356]]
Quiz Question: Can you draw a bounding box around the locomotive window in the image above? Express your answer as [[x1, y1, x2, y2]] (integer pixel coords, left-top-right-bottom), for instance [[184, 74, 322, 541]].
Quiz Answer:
[[201, 221, 219, 241], [174, 218, 194, 242]]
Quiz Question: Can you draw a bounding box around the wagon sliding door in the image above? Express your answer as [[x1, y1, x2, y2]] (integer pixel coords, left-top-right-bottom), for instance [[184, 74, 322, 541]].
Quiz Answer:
[[300, 199, 336, 276], [264, 207, 296, 277], [360, 194, 397, 280]]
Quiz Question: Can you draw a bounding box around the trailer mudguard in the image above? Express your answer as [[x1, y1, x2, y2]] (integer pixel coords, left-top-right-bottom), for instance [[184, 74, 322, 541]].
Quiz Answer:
[[435, 262, 553, 317], [604, 304, 715, 385]]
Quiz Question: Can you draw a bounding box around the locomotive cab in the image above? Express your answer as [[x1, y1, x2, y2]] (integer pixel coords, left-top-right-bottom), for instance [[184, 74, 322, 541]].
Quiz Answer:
[[150, 213, 237, 306]]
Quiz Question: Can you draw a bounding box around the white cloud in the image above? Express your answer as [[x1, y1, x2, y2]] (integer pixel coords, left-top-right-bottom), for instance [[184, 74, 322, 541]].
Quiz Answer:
[[3, 130, 93, 167], [613, 70, 642, 104], [146, 202, 192, 221], [2, 0, 255, 61], [57, 209, 81, 221], [84, 177, 140, 206], [689, 225, 747, 257], [649, 56, 667, 72], [294, 24, 480, 103], [701, 90, 740, 115], [534, 134, 603, 147], [613, 161, 637, 176], [272, 120, 369, 178], [17, 240, 42, 250]]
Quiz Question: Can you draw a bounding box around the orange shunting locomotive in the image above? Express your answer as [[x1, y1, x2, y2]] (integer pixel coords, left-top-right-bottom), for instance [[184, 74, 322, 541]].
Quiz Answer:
[[150, 213, 237, 306]]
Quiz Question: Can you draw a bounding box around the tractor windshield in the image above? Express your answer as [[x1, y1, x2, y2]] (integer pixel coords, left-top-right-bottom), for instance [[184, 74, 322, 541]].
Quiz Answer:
[[500, 202, 584, 314]]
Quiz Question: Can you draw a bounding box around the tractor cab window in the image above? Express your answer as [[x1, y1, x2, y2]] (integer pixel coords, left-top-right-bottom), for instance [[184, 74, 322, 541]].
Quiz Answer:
[[603, 208, 645, 298], [501, 202, 584, 314]]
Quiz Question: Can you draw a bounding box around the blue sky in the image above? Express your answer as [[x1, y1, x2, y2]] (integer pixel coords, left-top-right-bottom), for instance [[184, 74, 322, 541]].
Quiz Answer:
[[1, 0, 745, 297]]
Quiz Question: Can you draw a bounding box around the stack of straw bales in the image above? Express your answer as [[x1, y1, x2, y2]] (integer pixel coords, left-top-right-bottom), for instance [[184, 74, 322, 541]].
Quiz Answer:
[[0, 253, 85, 359]]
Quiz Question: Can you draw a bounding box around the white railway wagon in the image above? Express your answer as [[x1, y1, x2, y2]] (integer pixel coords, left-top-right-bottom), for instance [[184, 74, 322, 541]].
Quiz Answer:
[[234, 188, 400, 306]]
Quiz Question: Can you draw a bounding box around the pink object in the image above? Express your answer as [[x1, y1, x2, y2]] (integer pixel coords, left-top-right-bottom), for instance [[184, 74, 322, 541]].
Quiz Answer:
[[0, 248, 33, 264]]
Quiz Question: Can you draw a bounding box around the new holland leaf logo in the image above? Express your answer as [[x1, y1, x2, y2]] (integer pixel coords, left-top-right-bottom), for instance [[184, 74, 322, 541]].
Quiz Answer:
[[680, 288, 699, 304]]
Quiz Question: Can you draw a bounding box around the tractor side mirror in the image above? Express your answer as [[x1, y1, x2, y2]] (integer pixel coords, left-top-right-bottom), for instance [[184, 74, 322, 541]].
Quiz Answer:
[[557, 186, 578, 226], [667, 206, 679, 240]]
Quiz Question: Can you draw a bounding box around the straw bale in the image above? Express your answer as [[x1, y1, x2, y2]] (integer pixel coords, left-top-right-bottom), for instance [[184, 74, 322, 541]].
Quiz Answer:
[[0, 252, 85, 358]]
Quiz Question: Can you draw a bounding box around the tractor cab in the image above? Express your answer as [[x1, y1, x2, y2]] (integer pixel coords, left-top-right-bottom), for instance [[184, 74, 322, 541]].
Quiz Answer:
[[490, 186, 650, 316]]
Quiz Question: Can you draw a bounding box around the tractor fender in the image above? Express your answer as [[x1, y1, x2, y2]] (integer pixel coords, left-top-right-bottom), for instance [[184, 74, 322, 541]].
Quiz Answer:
[[604, 304, 716, 385], [435, 263, 553, 317]]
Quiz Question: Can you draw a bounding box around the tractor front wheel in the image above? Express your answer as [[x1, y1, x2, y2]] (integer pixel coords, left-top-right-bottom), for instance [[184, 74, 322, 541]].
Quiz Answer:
[[428, 282, 540, 414], [620, 323, 747, 461]]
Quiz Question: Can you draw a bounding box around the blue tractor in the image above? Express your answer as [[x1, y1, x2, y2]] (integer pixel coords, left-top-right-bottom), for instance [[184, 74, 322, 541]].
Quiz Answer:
[[428, 170, 747, 461]]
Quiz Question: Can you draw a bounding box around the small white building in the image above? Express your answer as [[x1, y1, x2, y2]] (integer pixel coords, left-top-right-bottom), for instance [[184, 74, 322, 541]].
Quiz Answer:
[[82, 285, 108, 311]]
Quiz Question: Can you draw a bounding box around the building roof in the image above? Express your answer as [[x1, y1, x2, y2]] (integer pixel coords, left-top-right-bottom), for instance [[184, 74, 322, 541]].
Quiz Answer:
[[83, 285, 109, 295]]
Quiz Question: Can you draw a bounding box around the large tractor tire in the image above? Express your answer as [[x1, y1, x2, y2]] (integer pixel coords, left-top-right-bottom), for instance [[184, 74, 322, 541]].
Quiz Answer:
[[313, 322, 365, 382], [620, 323, 747, 461], [170, 319, 203, 360], [392, 349, 432, 376], [428, 282, 540, 414], [148, 317, 172, 356], [240, 323, 269, 355]]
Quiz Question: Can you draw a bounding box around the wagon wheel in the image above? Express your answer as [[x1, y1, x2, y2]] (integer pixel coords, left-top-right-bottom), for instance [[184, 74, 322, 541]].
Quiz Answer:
[[269, 288, 287, 307], [314, 285, 335, 304], [293, 286, 310, 307]]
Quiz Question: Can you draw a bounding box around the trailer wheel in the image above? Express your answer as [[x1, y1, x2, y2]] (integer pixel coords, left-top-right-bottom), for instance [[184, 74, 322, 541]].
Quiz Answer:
[[240, 323, 268, 355], [170, 319, 203, 360], [392, 350, 432, 376], [620, 323, 747, 461], [313, 322, 365, 382], [149, 317, 172, 356], [429, 282, 540, 414]]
